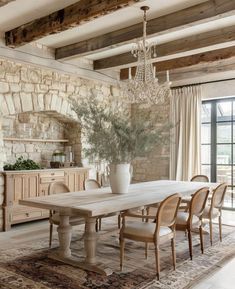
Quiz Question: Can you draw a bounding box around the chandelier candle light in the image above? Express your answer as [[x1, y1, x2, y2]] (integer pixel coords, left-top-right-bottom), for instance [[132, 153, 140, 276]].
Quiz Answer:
[[125, 6, 171, 104]]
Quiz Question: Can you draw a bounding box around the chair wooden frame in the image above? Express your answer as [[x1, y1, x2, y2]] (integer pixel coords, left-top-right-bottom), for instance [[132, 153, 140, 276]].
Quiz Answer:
[[176, 187, 209, 260], [48, 182, 85, 247], [120, 193, 181, 280], [180, 175, 209, 211], [190, 175, 209, 182], [203, 183, 227, 245]]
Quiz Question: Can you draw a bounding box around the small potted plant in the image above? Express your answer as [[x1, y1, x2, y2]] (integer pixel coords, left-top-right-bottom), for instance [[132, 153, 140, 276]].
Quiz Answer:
[[72, 98, 171, 194], [4, 156, 41, 171]]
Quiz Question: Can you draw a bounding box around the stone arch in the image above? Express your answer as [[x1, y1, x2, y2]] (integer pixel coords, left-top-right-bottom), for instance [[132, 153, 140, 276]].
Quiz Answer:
[[0, 92, 77, 120]]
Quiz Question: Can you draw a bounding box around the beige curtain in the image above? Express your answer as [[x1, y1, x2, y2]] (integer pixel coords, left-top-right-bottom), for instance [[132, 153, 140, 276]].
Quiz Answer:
[[170, 85, 202, 181]]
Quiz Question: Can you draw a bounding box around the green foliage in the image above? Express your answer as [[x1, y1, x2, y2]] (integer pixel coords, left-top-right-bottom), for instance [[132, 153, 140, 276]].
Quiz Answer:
[[4, 156, 41, 171], [72, 98, 171, 164]]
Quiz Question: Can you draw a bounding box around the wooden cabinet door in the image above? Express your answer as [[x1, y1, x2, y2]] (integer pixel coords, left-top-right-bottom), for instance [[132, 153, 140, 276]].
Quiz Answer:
[[65, 170, 77, 192], [76, 170, 88, 191], [24, 174, 39, 198], [65, 169, 89, 191]]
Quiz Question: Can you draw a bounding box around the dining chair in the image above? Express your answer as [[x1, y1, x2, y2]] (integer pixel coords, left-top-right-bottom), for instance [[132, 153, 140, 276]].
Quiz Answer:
[[84, 179, 119, 230], [48, 181, 85, 248], [176, 187, 209, 260], [190, 175, 209, 182], [180, 174, 209, 211], [202, 183, 227, 245], [119, 193, 181, 280]]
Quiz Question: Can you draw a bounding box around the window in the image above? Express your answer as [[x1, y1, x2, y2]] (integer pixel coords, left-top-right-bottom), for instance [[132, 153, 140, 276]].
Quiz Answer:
[[201, 98, 235, 208]]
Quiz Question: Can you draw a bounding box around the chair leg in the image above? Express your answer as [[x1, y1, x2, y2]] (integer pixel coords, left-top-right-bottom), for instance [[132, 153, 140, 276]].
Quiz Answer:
[[219, 215, 222, 242], [120, 237, 125, 271], [142, 208, 146, 222], [99, 217, 102, 231], [145, 242, 148, 259], [49, 223, 53, 248], [199, 225, 204, 254], [95, 219, 99, 232], [154, 244, 160, 280], [209, 219, 213, 246], [187, 229, 193, 260], [118, 214, 121, 229], [171, 237, 176, 270]]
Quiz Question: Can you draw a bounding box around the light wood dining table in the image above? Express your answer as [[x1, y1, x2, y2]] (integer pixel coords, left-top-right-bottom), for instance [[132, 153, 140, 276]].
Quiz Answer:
[[19, 180, 218, 275]]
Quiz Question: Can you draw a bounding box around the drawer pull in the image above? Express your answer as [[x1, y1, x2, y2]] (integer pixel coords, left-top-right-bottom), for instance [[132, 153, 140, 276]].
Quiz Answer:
[[51, 178, 55, 181], [26, 213, 29, 217], [51, 173, 55, 176]]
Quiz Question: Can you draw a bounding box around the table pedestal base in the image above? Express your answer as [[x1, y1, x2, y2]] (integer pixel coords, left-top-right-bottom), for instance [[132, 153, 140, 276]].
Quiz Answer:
[[49, 253, 113, 275]]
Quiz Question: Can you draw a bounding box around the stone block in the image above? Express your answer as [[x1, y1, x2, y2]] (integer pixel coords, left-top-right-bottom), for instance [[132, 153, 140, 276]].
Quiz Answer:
[[0, 82, 9, 93], [40, 84, 49, 92], [5, 74, 20, 83], [21, 83, 35, 92], [60, 99, 68, 115], [28, 69, 41, 83], [37, 94, 45, 111], [32, 93, 39, 111], [16, 152, 28, 159], [44, 93, 52, 110], [101, 85, 110, 96], [13, 93, 22, 113], [13, 143, 25, 153], [20, 92, 33, 112], [67, 84, 75, 93], [10, 83, 20, 92], [18, 113, 30, 123], [4, 94, 15, 115], [50, 94, 58, 110], [25, 144, 34, 153], [0, 94, 9, 115], [28, 152, 41, 162]]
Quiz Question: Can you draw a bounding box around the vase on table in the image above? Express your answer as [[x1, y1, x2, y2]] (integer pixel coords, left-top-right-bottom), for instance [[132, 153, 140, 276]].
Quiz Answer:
[[109, 163, 131, 194]]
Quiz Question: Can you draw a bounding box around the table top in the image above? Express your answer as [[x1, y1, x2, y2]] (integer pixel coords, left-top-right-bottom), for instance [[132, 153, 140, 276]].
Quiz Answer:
[[19, 180, 218, 217]]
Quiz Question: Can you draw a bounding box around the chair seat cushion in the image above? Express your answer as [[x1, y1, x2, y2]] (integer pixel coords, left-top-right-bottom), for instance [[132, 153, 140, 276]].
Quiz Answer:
[[202, 206, 219, 219], [50, 213, 85, 225], [123, 222, 172, 239], [176, 212, 199, 226]]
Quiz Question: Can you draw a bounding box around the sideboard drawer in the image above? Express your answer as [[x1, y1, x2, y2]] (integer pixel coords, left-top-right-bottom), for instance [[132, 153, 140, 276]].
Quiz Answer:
[[40, 177, 65, 184], [40, 171, 65, 178], [12, 210, 42, 223]]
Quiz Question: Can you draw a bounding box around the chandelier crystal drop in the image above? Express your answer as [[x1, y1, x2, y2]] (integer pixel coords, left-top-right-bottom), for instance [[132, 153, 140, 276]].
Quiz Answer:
[[123, 6, 171, 104]]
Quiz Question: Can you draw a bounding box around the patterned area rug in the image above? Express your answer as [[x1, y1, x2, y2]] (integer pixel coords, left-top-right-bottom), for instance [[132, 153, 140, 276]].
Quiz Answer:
[[0, 222, 235, 289]]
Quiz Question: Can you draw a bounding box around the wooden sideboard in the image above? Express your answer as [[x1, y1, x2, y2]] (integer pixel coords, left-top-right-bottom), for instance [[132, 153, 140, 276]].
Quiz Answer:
[[1, 167, 89, 231]]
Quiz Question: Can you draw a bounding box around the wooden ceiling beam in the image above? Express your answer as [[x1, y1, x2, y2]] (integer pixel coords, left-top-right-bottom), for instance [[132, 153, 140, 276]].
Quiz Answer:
[[55, 0, 235, 60], [94, 24, 235, 70], [120, 46, 235, 79], [0, 0, 15, 7], [5, 0, 141, 48]]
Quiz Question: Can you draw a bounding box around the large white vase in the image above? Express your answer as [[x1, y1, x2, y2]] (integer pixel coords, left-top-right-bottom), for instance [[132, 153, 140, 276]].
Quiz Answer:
[[109, 163, 131, 194]]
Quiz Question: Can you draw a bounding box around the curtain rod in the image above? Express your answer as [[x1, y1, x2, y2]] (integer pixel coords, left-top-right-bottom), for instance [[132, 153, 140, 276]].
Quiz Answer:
[[171, 77, 235, 89]]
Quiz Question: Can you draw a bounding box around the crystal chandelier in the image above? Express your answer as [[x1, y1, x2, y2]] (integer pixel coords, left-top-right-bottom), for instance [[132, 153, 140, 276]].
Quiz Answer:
[[123, 6, 171, 104]]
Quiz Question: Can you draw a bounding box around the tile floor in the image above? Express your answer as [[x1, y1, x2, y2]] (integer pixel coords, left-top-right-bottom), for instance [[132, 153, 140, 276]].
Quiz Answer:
[[0, 210, 235, 289]]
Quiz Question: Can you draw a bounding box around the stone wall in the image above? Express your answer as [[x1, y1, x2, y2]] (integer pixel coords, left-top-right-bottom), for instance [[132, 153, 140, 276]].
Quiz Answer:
[[131, 99, 170, 182], [3, 113, 68, 167]]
